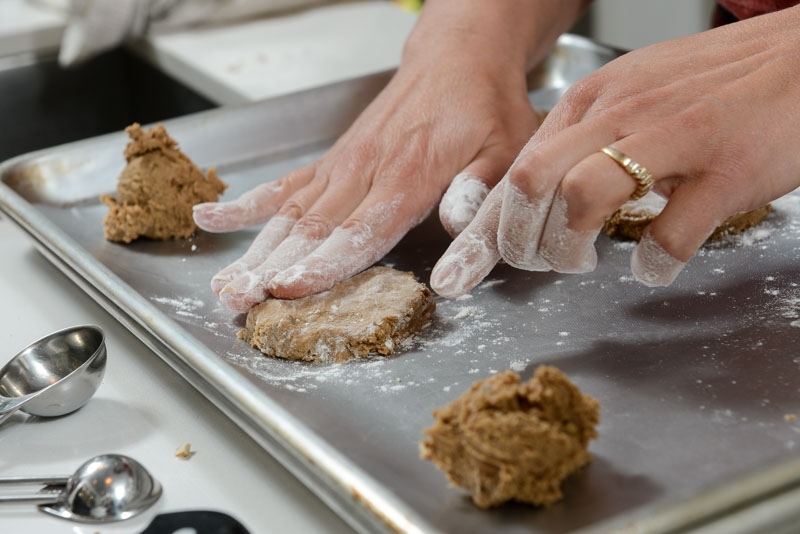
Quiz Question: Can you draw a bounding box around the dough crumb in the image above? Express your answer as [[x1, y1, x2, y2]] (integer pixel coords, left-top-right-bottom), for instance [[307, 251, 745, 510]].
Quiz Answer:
[[603, 191, 771, 243], [239, 267, 435, 363], [420, 366, 599, 508], [175, 442, 195, 459], [101, 123, 227, 243]]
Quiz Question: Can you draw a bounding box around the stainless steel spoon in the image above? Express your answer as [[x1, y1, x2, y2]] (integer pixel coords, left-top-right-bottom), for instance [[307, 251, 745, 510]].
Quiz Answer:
[[0, 325, 106, 425], [0, 454, 162, 523]]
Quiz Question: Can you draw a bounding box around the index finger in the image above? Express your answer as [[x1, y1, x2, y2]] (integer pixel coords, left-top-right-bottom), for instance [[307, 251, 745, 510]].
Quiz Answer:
[[429, 180, 506, 298], [193, 166, 315, 232], [267, 190, 428, 299]]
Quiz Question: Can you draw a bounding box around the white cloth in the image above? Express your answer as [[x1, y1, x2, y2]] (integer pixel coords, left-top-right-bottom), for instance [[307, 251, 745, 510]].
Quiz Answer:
[[57, 0, 327, 66]]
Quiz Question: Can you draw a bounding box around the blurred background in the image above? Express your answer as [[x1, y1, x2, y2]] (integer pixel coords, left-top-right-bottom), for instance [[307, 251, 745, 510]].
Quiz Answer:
[[578, 0, 716, 49], [0, 0, 719, 162]]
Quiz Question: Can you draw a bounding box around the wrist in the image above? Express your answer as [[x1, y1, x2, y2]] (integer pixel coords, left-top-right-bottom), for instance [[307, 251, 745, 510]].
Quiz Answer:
[[403, 0, 591, 71]]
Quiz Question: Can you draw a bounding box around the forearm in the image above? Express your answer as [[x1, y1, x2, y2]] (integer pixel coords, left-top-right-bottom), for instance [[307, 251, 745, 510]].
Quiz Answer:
[[403, 0, 592, 72]]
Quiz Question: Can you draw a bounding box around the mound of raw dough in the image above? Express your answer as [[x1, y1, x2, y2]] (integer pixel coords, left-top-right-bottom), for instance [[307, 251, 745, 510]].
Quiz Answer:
[[604, 191, 771, 242], [101, 123, 227, 243], [238, 267, 436, 363], [420, 366, 599, 508]]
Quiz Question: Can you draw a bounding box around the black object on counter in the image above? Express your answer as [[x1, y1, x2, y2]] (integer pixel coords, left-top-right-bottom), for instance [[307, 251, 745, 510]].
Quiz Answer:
[[140, 510, 250, 534]]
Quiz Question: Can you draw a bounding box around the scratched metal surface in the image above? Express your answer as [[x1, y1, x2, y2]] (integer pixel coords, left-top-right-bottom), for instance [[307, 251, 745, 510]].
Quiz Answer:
[[2, 35, 800, 534]]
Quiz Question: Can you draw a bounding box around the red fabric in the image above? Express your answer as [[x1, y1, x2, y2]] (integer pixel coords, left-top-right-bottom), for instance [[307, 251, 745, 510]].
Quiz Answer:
[[716, 0, 800, 20]]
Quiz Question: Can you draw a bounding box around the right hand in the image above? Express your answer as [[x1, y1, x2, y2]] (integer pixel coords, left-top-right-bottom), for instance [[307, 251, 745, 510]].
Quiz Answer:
[[430, 5, 800, 298]]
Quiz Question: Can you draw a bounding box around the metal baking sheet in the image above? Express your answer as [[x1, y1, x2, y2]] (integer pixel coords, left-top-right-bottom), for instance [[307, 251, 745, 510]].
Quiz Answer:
[[2, 34, 800, 534]]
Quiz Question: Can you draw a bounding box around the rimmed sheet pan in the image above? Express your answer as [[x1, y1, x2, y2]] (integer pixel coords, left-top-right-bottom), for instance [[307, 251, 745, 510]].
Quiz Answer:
[[2, 34, 800, 534]]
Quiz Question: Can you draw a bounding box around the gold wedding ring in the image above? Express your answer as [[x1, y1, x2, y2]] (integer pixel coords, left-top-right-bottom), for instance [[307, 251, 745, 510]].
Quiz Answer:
[[600, 146, 654, 201]]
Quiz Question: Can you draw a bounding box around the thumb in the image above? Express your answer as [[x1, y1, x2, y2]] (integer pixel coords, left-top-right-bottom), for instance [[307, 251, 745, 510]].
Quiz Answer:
[[439, 147, 532, 237], [439, 172, 491, 238], [439, 113, 544, 238]]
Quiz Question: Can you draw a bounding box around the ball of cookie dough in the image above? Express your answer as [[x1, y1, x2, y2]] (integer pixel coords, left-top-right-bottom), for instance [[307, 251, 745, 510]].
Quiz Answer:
[[420, 366, 599, 508], [101, 123, 227, 243]]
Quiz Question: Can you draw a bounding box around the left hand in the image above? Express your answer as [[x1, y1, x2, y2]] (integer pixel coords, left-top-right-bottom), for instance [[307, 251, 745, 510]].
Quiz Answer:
[[192, 7, 543, 311], [431, 7, 800, 297]]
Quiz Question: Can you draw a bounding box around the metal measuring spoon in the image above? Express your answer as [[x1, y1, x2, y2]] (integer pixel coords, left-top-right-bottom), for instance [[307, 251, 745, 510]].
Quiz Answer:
[[0, 454, 162, 523], [0, 325, 106, 425]]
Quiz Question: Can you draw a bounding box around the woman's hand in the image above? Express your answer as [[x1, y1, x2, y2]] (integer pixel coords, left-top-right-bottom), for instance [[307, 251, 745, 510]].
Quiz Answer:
[[431, 7, 800, 297], [192, 0, 590, 312]]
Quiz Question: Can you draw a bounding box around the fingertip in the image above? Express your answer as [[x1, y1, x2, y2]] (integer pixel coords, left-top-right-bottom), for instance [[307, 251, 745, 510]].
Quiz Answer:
[[629, 186, 723, 287], [538, 193, 600, 274], [430, 258, 471, 298], [497, 182, 553, 271], [211, 275, 229, 296], [193, 202, 227, 232], [217, 270, 271, 312], [194, 201, 215, 210], [268, 265, 323, 299], [219, 292, 262, 313], [630, 230, 687, 287], [219, 283, 270, 312], [210, 261, 249, 295], [430, 233, 500, 298], [439, 172, 491, 238]]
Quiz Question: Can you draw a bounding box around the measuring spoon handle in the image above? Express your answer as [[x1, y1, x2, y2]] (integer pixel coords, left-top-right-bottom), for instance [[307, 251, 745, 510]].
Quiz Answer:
[[0, 476, 68, 486], [0, 493, 62, 504], [0, 393, 37, 425], [0, 476, 67, 504]]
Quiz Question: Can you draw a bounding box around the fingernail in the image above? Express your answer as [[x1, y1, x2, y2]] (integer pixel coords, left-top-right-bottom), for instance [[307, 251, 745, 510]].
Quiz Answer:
[[212, 275, 232, 294], [430, 257, 469, 299], [211, 261, 248, 294], [631, 233, 686, 287], [268, 265, 316, 299], [431, 233, 500, 298], [538, 193, 598, 274], [219, 270, 269, 311], [192, 203, 225, 230], [497, 183, 552, 271], [269, 264, 306, 287]]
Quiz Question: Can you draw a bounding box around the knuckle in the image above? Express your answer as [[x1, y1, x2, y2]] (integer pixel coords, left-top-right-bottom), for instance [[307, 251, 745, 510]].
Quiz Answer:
[[559, 171, 594, 211], [324, 141, 377, 179], [339, 217, 374, 238], [349, 140, 380, 168], [682, 95, 726, 128], [277, 198, 307, 221], [508, 150, 554, 193], [272, 164, 314, 194], [293, 212, 334, 240], [558, 73, 604, 113]]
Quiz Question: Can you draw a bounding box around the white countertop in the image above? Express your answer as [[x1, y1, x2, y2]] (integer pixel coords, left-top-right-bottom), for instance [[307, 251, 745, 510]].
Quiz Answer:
[[0, 2, 417, 532], [0, 0, 417, 105], [139, 1, 417, 105], [0, 215, 356, 533]]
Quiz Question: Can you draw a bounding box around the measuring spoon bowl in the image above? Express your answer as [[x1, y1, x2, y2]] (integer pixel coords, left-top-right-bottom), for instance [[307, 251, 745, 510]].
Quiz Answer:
[[38, 454, 162, 523], [0, 325, 106, 424]]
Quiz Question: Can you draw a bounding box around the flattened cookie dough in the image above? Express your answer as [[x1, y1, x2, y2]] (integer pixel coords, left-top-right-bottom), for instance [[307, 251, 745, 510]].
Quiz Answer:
[[420, 366, 599, 508], [604, 191, 771, 242], [238, 267, 436, 363], [101, 123, 227, 243]]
